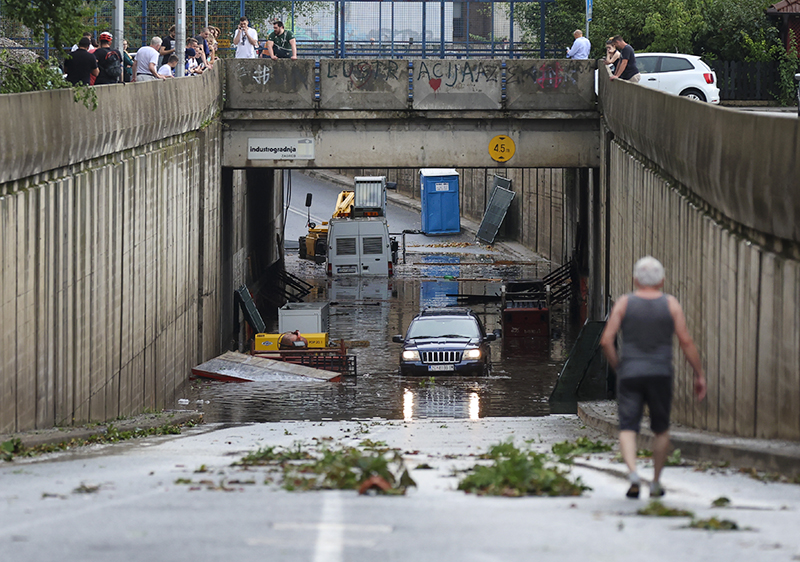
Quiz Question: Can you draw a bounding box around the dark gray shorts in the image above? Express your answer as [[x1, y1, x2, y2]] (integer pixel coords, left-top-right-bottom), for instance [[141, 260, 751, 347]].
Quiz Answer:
[[617, 376, 672, 434]]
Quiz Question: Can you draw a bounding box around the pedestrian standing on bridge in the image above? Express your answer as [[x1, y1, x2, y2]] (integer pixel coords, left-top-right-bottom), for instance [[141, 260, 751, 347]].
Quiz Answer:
[[604, 38, 621, 72], [65, 37, 99, 86], [566, 29, 591, 60], [133, 37, 167, 82], [266, 20, 297, 60], [234, 17, 259, 59], [600, 256, 706, 499], [609, 36, 641, 83]]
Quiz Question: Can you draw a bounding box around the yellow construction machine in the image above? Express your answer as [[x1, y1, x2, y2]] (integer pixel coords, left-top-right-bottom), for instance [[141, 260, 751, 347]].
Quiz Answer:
[[298, 190, 355, 263]]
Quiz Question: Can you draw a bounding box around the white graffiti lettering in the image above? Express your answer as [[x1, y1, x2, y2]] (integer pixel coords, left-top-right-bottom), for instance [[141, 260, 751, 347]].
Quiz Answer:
[[252, 66, 271, 85]]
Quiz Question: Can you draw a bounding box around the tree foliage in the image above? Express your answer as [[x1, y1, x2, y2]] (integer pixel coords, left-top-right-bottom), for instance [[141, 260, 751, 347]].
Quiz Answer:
[[515, 0, 586, 53], [642, 0, 702, 54], [0, 49, 67, 93], [530, 0, 782, 61], [0, 0, 93, 53], [0, 50, 98, 108], [692, 0, 776, 60]]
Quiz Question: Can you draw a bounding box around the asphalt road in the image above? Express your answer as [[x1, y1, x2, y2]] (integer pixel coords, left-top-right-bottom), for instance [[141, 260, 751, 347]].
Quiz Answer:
[[2, 418, 799, 562]]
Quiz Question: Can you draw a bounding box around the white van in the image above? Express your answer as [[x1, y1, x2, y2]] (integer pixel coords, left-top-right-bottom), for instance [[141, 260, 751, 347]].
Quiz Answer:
[[326, 217, 395, 277]]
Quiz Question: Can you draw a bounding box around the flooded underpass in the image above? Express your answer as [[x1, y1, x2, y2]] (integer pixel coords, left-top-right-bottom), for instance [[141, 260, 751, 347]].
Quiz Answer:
[[180, 249, 578, 423]]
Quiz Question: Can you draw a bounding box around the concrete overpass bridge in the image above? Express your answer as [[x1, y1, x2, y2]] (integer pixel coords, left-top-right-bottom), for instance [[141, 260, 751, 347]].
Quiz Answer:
[[222, 59, 598, 169], [1, 60, 798, 443]]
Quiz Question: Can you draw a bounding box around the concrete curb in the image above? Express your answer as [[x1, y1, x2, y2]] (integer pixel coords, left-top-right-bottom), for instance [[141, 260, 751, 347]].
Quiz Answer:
[[578, 400, 800, 477], [1, 411, 203, 450], [300, 170, 545, 264]]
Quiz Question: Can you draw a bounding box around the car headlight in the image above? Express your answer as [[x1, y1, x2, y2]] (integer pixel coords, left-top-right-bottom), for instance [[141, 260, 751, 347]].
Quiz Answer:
[[463, 348, 482, 360], [402, 350, 420, 361]]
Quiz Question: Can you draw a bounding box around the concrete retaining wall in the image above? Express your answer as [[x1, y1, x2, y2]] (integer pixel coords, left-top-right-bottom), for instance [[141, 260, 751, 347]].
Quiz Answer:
[[601, 77, 800, 440], [601, 77, 800, 248], [0, 71, 228, 432], [0, 70, 221, 187]]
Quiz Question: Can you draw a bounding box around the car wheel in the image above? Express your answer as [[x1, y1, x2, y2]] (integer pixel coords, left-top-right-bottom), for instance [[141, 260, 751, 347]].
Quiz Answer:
[[680, 88, 706, 102]]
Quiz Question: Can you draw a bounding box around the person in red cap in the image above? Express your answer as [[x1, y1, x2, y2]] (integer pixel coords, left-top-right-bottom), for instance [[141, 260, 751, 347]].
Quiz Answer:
[[94, 32, 123, 85]]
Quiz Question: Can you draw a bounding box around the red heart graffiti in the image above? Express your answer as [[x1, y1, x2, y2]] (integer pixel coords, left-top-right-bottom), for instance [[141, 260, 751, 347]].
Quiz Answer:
[[429, 78, 442, 92]]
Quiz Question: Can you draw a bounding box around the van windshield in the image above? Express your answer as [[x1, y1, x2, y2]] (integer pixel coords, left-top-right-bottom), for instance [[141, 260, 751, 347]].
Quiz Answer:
[[407, 317, 480, 339]]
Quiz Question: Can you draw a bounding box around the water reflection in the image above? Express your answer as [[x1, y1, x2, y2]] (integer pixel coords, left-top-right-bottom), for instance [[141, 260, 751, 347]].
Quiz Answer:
[[179, 257, 575, 423], [469, 392, 480, 420], [403, 388, 413, 422]]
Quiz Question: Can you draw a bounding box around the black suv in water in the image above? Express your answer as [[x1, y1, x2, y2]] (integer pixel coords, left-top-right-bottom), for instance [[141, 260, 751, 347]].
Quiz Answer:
[[392, 308, 500, 376]]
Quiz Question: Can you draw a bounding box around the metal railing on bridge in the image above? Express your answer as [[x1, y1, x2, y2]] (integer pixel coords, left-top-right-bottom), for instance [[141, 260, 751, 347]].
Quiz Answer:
[[0, 0, 560, 60]]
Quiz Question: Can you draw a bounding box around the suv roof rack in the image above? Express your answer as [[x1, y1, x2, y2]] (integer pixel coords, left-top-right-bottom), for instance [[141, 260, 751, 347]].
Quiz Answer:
[[419, 307, 473, 317]]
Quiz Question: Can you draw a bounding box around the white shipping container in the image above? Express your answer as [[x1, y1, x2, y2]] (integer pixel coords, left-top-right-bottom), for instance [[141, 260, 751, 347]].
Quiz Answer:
[[278, 302, 330, 333]]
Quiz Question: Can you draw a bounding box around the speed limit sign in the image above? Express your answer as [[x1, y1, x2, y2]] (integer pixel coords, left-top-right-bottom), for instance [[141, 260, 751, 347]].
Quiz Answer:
[[488, 135, 516, 163]]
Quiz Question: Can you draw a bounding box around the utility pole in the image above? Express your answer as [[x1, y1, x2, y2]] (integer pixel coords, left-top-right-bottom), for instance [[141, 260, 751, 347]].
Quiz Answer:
[[175, 0, 186, 77], [113, 0, 124, 53], [586, 0, 592, 38]]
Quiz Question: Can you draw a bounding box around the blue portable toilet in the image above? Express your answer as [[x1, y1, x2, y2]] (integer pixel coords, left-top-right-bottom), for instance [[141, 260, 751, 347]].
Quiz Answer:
[[420, 169, 460, 235]]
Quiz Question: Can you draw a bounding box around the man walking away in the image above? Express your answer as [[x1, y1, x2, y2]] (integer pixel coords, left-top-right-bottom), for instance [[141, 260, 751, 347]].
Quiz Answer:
[[94, 32, 123, 85], [65, 36, 99, 86], [234, 17, 259, 59], [609, 35, 641, 83], [266, 20, 297, 60], [600, 256, 706, 499], [133, 37, 167, 82], [566, 29, 590, 60]]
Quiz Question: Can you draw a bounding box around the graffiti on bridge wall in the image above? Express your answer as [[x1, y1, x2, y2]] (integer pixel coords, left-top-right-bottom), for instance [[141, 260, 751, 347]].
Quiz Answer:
[[416, 60, 499, 92], [325, 60, 403, 90], [236, 62, 312, 93], [506, 61, 580, 91]]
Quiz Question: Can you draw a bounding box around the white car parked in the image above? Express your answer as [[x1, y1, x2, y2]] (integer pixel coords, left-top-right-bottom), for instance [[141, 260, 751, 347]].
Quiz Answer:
[[635, 53, 720, 104]]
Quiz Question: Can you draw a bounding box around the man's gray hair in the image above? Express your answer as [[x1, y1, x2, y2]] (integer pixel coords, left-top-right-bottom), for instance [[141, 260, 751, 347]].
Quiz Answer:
[[150, 36, 163, 47], [633, 256, 665, 287]]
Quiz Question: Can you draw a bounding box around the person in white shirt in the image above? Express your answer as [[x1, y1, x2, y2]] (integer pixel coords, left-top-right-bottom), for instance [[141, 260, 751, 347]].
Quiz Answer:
[[133, 37, 166, 81], [234, 17, 259, 59], [158, 55, 178, 77], [566, 29, 591, 60], [71, 32, 95, 52]]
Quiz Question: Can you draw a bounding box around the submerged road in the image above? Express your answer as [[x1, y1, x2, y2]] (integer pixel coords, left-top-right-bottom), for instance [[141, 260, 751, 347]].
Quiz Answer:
[[2, 417, 799, 562], [183, 171, 568, 423]]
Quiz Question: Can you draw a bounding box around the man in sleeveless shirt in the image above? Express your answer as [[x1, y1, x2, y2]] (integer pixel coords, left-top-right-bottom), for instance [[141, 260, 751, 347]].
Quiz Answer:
[[600, 256, 706, 499]]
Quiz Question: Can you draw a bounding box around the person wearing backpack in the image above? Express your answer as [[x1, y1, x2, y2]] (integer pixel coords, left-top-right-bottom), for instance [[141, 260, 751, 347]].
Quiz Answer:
[[94, 32, 123, 85]]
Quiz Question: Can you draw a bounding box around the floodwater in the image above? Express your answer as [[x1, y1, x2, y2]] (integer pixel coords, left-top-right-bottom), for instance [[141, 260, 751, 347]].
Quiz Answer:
[[179, 249, 577, 423]]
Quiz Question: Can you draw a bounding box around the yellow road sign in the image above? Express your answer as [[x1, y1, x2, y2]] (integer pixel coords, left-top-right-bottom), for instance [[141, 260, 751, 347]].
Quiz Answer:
[[488, 135, 516, 162]]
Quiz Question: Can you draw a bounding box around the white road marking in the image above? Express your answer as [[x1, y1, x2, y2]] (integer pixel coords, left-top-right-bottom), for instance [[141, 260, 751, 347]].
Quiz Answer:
[[287, 205, 325, 224], [313, 492, 344, 562]]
